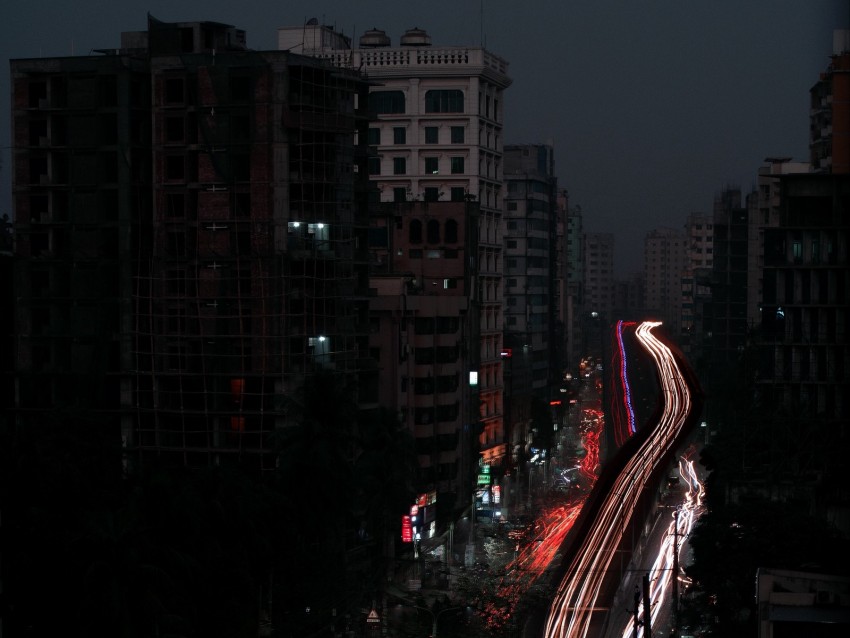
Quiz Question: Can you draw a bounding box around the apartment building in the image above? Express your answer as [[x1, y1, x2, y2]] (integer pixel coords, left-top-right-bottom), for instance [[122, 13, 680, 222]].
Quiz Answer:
[[681, 213, 713, 355], [502, 144, 560, 476], [12, 17, 371, 469], [277, 22, 513, 476], [810, 30, 850, 174], [644, 227, 687, 338]]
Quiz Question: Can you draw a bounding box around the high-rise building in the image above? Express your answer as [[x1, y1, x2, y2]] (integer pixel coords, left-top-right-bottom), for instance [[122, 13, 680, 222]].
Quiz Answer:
[[810, 30, 850, 174], [503, 144, 558, 396], [276, 22, 513, 473], [747, 158, 810, 330], [563, 198, 585, 369], [643, 227, 687, 337], [582, 232, 614, 357], [612, 272, 645, 323], [366, 199, 480, 522], [758, 172, 849, 522], [11, 17, 371, 469], [681, 213, 713, 356], [708, 188, 749, 368], [503, 144, 560, 477]]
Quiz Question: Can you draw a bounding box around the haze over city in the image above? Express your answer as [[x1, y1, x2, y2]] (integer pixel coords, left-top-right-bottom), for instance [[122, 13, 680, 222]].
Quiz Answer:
[[2, 0, 846, 275]]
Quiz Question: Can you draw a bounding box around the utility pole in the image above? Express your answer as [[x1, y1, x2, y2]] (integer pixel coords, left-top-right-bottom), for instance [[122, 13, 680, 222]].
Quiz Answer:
[[642, 573, 652, 638], [631, 586, 641, 638], [672, 508, 680, 637]]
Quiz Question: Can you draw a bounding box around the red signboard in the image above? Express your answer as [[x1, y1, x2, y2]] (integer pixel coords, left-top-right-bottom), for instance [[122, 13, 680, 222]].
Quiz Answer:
[[401, 515, 413, 543]]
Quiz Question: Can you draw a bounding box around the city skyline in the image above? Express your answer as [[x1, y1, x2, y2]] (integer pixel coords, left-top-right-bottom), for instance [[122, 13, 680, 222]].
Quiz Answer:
[[1, 0, 847, 275]]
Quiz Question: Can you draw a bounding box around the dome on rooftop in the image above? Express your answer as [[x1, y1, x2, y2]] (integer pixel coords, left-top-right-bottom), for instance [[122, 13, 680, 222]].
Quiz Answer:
[[359, 27, 391, 48], [400, 27, 431, 47]]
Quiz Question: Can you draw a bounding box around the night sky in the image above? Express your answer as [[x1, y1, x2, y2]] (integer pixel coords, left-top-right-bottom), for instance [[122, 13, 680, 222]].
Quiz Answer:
[[2, 0, 846, 274]]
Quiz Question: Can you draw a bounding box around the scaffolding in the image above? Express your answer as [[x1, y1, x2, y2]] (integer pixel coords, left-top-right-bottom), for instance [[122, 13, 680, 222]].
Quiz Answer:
[[130, 45, 369, 468]]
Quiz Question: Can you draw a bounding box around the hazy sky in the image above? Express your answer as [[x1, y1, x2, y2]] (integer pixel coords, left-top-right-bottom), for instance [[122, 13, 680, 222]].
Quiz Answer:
[[2, 1, 846, 274]]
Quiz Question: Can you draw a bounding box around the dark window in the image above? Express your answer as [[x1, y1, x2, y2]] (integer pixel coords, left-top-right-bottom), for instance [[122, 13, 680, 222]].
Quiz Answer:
[[424, 157, 439, 174], [393, 157, 406, 175], [230, 153, 250, 181], [369, 90, 405, 114], [232, 192, 250, 218], [368, 157, 381, 175], [166, 192, 185, 218], [414, 349, 435, 365], [393, 187, 407, 203], [98, 76, 117, 107], [450, 126, 464, 143], [436, 345, 459, 363], [230, 75, 251, 102], [367, 128, 380, 145], [165, 78, 185, 104], [29, 119, 48, 146], [167, 232, 186, 257], [100, 114, 117, 145], [393, 127, 406, 144], [415, 377, 435, 394], [427, 219, 440, 243], [165, 116, 185, 142], [165, 155, 185, 180], [415, 317, 435, 334], [450, 187, 465, 203], [436, 317, 459, 334], [409, 219, 423, 244], [29, 81, 47, 108], [231, 114, 250, 141], [445, 219, 458, 243], [424, 187, 439, 202], [29, 156, 48, 184], [450, 157, 464, 174], [425, 90, 464, 113], [424, 126, 438, 144]]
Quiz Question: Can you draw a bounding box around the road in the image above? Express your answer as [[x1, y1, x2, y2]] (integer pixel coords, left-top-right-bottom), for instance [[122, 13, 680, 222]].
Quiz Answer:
[[541, 322, 702, 638]]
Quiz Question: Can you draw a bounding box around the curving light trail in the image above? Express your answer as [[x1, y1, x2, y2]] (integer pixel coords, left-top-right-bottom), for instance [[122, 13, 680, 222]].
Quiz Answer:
[[544, 322, 694, 638], [618, 457, 706, 638]]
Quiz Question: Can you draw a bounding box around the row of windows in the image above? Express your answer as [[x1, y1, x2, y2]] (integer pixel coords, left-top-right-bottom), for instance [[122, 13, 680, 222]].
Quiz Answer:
[[409, 218, 459, 244], [369, 156, 465, 176], [370, 89, 465, 115], [368, 125, 465, 145], [389, 187, 468, 203]]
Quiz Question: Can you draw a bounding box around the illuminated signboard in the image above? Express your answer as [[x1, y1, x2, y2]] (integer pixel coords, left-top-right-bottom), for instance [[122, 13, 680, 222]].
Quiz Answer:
[[401, 515, 413, 543]]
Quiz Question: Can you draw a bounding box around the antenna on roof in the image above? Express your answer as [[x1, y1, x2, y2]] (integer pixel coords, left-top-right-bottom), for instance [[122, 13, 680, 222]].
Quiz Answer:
[[480, 0, 484, 46]]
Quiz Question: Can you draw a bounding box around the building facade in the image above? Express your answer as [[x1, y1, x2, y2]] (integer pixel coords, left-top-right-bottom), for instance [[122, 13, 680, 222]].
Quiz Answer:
[[810, 30, 850, 174], [12, 17, 371, 470], [277, 22, 514, 472], [366, 199, 481, 520], [644, 226, 688, 339]]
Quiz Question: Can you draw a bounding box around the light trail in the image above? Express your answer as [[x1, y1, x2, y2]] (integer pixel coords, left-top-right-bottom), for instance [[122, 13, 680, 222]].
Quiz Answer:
[[481, 401, 606, 633], [544, 322, 695, 638], [612, 320, 638, 446], [618, 457, 706, 638]]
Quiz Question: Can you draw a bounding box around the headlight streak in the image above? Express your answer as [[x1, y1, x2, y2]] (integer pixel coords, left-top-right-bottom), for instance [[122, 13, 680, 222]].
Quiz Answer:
[[544, 322, 694, 638], [617, 458, 706, 638]]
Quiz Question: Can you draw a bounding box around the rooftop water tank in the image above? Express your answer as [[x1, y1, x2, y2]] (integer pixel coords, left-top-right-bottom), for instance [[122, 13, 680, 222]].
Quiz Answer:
[[359, 28, 391, 48], [400, 27, 431, 47]]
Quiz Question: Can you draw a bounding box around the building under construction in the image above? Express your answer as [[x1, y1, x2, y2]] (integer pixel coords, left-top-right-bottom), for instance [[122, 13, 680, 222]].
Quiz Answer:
[[12, 17, 372, 470]]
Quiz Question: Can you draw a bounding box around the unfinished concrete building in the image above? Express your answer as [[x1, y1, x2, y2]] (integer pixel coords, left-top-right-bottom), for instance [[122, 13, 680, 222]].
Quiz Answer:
[[12, 17, 371, 469]]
